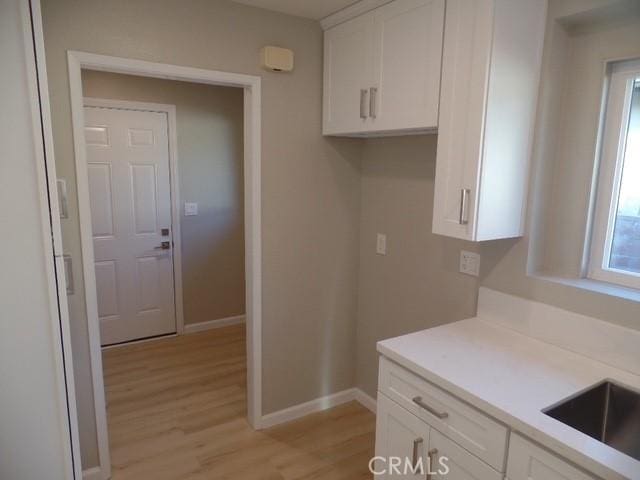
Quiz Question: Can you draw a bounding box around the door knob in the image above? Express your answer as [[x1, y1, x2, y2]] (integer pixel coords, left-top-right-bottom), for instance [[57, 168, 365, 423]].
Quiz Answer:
[[154, 241, 171, 250]]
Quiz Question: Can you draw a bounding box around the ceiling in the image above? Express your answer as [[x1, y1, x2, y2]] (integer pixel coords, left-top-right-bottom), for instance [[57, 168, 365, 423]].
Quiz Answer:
[[231, 0, 358, 20]]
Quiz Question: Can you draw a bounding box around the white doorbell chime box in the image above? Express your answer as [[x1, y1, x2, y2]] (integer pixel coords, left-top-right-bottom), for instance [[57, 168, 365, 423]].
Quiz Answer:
[[260, 46, 294, 72]]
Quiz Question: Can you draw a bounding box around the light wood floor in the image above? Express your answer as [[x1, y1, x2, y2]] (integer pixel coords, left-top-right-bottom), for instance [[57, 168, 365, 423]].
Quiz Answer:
[[103, 324, 376, 479]]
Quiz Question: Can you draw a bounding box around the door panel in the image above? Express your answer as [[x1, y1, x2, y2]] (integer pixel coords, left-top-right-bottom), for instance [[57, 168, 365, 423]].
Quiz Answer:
[[432, 0, 493, 240], [131, 164, 158, 234], [94, 261, 119, 318], [375, 393, 431, 478], [507, 433, 596, 480], [137, 256, 161, 311], [429, 429, 502, 480], [84, 106, 175, 345], [323, 13, 374, 134], [87, 163, 114, 236], [370, 0, 444, 132]]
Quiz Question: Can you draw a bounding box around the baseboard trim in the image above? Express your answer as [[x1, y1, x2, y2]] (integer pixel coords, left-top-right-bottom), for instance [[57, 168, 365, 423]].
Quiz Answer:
[[354, 388, 377, 413], [82, 467, 103, 480], [183, 314, 246, 334], [260, 387, 377, 429], [261, 388, 357, 429]]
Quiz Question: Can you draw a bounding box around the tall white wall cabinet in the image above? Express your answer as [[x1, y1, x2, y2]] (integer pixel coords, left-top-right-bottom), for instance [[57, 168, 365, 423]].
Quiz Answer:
[[1, 0, 78, 478], [322, 0, 444, 136], [432, 0, 546, 241]]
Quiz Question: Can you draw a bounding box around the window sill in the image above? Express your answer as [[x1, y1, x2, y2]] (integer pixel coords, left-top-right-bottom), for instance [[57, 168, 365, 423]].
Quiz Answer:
[[529, 273, 640, 304]]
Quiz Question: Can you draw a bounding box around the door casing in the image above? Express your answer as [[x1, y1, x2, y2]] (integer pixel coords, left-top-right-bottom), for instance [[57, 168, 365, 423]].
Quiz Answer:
[[67, 51, 262, 479]]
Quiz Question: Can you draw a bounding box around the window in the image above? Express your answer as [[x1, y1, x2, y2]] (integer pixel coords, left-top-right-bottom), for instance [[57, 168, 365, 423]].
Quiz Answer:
[[589, 59, 640, 289]]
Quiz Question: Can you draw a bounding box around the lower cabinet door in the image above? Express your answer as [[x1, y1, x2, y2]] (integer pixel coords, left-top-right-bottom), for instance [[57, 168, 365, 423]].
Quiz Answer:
[[507, 433, 597, 480], [429, 429, 503, 480], [375, 393, 431, 478]]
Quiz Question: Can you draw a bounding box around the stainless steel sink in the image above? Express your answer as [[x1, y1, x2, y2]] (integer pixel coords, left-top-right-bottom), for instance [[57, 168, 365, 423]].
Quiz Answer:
[[543, 381, 640, 461]]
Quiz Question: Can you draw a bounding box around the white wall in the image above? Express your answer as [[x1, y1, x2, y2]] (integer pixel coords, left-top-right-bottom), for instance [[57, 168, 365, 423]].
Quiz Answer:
[[0, 1, 71, 478]]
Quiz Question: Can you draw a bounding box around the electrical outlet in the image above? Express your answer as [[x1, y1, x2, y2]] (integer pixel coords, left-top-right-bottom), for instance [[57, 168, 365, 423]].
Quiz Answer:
[[184, 202, 198, 216], [376, 233, 387, 255], [460, 250, 480, 276]]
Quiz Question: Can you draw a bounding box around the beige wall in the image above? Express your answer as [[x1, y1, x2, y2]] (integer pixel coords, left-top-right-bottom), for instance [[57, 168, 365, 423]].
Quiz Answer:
[[42, 0, 640, 471], [82, 70, 246, 325], [478, 2, 640, 332], [542, 17, 640, 278], [42, 0, 362, 468], [356, 136, 480, 397]]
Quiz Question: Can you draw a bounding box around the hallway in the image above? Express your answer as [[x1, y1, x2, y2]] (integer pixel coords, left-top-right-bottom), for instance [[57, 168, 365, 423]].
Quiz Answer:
[[103, 325, 376, 479]]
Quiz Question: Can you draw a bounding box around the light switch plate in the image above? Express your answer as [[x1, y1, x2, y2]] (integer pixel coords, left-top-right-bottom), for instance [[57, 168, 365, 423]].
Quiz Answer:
[[376, 233, 387, 255], [184, 202, 198, 216], [460, 250, 480, 276]]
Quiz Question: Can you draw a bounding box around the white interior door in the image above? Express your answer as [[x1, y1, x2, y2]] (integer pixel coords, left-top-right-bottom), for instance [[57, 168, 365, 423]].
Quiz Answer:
[[84, 106, 176, 345]]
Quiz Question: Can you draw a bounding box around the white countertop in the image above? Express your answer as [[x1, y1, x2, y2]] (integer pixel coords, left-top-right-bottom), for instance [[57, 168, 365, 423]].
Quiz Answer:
[[377, 317, 640, 480]]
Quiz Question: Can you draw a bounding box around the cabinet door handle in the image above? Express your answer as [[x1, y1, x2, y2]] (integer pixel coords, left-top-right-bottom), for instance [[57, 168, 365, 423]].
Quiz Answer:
[[369, 87, 378, 119], [63, 254, 73, 295], [412, 437, 423, 470], [459, 188, 470, 225], [426, 448, 438, 480], [360, 89, 369, 119], [412, 396, 448, 419]]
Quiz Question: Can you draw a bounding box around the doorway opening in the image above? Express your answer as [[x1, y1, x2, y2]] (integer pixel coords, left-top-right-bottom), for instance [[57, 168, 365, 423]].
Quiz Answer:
[[67, 51, 262, 478]]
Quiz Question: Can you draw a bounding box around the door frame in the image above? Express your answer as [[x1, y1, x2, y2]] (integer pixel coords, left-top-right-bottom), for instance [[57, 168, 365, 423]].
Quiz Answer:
[[67, 51, 262, 478], [83, 97, 185, 339], [21, 1, 82, 478]]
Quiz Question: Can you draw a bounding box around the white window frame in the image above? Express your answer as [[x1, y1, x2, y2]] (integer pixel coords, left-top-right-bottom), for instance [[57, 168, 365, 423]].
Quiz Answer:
[[589, 59, 640, 290]]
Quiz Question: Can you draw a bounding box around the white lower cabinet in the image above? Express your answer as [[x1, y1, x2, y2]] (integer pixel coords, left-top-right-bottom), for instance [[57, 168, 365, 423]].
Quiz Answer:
[[378, 356, 508, 470], [430, 429, 502, 480], [375, 394, 430, 479], [376, 357, 600, 480], [375, 393, 501, 479], [507, 433, 597, 480]]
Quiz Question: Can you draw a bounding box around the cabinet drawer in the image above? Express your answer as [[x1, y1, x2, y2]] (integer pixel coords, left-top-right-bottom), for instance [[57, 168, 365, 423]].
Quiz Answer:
[[507, 433, 597, 480], [378, 356, 508, 471]]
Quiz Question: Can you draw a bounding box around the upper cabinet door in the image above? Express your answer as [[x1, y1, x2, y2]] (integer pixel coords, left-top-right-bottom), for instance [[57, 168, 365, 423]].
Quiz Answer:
[[369, 0, 444, 133], [323, 14, 374, 135], [432, 0, 494, 241], [432, 0, 546, 241]]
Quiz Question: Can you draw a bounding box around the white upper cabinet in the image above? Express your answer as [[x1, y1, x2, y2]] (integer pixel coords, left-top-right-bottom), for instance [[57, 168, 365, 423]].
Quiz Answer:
[[369, 0, 444, 133], [323, 0, 444, 136], [323, 14, 374, 135], [432, 0, 547, 241]]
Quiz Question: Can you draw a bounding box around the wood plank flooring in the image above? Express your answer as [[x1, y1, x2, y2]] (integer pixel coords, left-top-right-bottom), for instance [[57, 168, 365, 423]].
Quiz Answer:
[[102, 324, 376, 479]]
